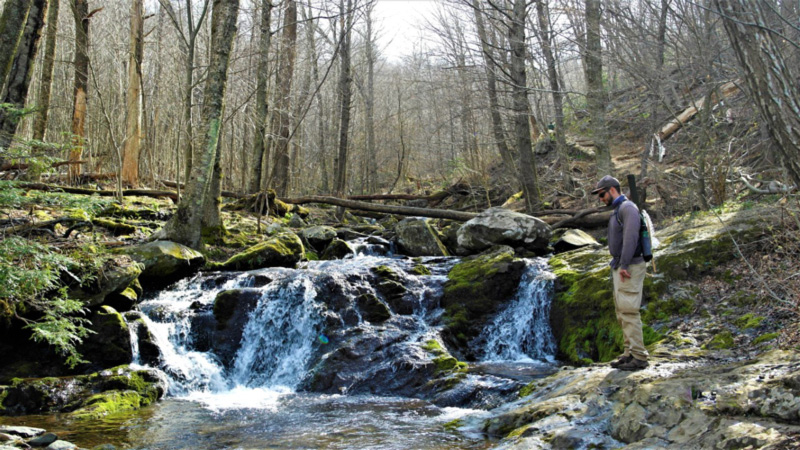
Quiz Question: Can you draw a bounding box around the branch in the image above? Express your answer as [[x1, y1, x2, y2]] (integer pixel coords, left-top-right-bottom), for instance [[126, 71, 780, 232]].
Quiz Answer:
[[283, 196, 479, 221]]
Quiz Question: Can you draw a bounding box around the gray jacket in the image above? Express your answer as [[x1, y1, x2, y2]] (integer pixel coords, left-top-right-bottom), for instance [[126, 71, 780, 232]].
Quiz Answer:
[[608, 198, 644, 270]]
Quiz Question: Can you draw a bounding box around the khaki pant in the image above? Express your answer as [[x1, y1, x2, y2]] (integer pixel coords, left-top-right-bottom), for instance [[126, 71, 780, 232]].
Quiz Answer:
[[612, 263, 648, 360]]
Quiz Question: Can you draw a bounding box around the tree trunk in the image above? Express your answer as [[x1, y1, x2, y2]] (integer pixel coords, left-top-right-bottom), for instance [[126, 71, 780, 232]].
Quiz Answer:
[[247, 0, 272, 194], [535, 0, 566, 156], [269, 0, 297, 197], [284, 195, 479, 222], [161, 0, 239, 250], [583, 0, 612, 176], [713, 0, 800, 187], [0, 0, 46, 150], [364, 2, 377, 193], [333, 0, 353, 207], [120, 0, 144, 187], [0, 0, 32, 96], [68, 0, 90, 184], [510, 0, 541, 213], [31, 0, 57, 141]]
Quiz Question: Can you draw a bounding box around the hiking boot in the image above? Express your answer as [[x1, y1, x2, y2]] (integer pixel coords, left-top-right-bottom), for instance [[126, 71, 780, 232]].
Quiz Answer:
[[617, 357, 649, 371], [609, 355, 632, 368]]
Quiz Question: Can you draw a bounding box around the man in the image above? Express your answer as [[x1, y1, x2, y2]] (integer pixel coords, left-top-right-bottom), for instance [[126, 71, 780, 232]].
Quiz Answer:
[[591, 175, 649, 371]]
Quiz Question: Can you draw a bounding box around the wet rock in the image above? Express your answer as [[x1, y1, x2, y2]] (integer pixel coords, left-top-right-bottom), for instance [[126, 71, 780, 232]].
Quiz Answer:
[[0, 426, 45, 438], [552, 229, 600, 254], [355, 293, 391, 323], [321, 239, 354, 260], [211, 289, 262, 367], [103, 285, 139, 312], [394, 218, 449, 257], [208, 232, 304, 271], [456, 207, 551, 255], [45, 440, 76, 450], [370, 265, 414, 315], [612, 402, 648, 443], [336, 228, 367, 241], [124, 311, 161, 366], [122, 241, 205, 288], [78, 306, 132, 370], [440, 246, 525, 355], [302, 226, 337, 251], [29, 432, 58, 447]]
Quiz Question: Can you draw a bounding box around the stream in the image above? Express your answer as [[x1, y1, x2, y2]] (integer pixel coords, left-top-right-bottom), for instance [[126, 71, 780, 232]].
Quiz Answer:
[[3, 249, 558, 449]]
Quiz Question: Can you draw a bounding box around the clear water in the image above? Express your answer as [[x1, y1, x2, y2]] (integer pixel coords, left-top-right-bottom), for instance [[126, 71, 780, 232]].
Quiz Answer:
[[1, 254, 557, 449]]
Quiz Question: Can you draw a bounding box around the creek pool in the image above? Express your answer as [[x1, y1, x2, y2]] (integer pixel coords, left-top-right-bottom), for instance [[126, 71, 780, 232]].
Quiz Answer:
[[0, 391, 494, 449]]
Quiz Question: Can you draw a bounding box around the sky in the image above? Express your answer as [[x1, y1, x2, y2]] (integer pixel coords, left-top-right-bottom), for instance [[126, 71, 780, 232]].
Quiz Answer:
[[372, 0, 440, 62]]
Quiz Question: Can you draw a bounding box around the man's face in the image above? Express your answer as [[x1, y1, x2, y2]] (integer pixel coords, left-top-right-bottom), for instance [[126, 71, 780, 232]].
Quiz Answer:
[[597, 188, 612, 206]]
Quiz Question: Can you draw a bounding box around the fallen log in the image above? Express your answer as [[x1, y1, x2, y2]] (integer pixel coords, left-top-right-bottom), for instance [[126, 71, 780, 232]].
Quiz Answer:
[[657, 80, 740, 142], [17, 182, 179, 201], [283, 195, 479, 222], [1, 160, 87, 171], [158, 179, 247, 199]]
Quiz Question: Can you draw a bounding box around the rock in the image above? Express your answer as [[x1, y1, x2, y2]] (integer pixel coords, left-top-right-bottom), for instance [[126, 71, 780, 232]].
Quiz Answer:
[[124, 311, 161, 366], [440, 246, 526, 353], [321, 239, 354, 260], [612, 402, 648, 443], [336, 228, 367, 241], [103, 286, 138, 312], [287, 214, 306, 228], [209, 232, 304, 271], [394, 218, 449, 257], [45, 440, 77, 450], [456, 207, 552, 255], [68, 256, 143, 307], [302, 226, 337, 250], [29, 432, 58, 447], [211, 289, 262, 367], [370, 265, 414, 315], [355, 293, 391, 323], [91, 445, 118, 450], [439, 222, 461, 253], [0, 426, 45, 438], [79, 306, 132, 370], [552, 229, 600, 253], [122, 240, 205, 287]]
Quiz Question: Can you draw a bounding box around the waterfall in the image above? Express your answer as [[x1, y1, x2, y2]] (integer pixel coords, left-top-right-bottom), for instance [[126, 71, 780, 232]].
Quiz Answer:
[[480, 258, 557, 362]]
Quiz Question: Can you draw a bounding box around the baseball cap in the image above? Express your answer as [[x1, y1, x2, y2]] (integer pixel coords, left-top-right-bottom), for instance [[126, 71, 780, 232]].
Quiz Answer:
[[590, 175, 620, 194]]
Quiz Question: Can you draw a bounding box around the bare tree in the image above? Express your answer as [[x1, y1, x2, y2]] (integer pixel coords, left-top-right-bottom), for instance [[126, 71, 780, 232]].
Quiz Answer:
[[120, 0, 144, 187], [247, 0, 272, 194], [0, 0, 33, 97], [534, 0, 566, 155], [269, 0, 298, 197], [333, 0, 354, 215], [68, 0, 91, 183], [31, 0, 58, 141], [583, 0, 612, 176]]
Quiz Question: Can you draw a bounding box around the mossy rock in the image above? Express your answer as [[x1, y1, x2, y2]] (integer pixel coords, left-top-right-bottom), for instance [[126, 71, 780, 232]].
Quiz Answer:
[[78, 306, 132, 370], [355, 293, 391, 323], [69, 390, 144, 419], [410, 264, 432, 276], [395, 217, 449, 257], [103, 287, 138, 312], [208, 232, 304, 271], [122, 240, 205, 286], [441, 246, 525, 352], [68, 257, 143, 307], [93, 218, 137, 236], [704, 331, 735, 350], [321, 239, 354, 260], [302, 226, 337, 250]]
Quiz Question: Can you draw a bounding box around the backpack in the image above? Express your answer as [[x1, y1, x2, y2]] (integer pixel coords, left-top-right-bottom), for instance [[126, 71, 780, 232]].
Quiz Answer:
[[614, 202, 657, 263]]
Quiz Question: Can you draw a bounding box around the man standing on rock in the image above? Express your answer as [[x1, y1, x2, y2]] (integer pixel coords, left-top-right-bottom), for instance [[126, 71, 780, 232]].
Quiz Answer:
[[592, 175, 649, 371]]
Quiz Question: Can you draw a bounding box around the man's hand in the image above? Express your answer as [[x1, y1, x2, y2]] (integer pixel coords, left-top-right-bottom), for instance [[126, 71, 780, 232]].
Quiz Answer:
[[619, 269, 631, 282]]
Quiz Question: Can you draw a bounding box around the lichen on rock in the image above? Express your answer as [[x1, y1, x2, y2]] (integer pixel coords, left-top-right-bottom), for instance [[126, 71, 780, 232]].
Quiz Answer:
[[208, 232, 304, 271]]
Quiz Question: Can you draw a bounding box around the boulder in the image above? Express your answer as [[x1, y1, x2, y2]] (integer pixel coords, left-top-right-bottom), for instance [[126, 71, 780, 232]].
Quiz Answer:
[[302, 226, 337, 250], [440, 246, 526, 355], [124, 311, 161, 366], [78, 306, 132, 370], [394, 218, 449, 257], [287, 214, 306, 228], [103, 286, 138, 312], [456, 207, 552, 255], [211, 289, 263, 367], [209, 232, 304, 271], [67, 256, 143, 307], [552, 229, 600, 253], [123, 241, 205, 287], [370, 265, 414, 315], [321, 239, 354, 260], [355, 293, 391, 323]]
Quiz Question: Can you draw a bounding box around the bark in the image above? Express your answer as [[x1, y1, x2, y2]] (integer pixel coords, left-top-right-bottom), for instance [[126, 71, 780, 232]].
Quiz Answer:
[[68, 0, 90, 183], [657, 81, 739, 141], [247, 0, 272, 194], [534, 0, 566, 155], [161, 0, 239, 250], [17, 182, 178, 201], [269, 0, 297, 197], [0, 0, 46, 150], [364, 2, 377, 193], [583, 0, 612, 176], [0, 0, 32, 95], [120, 0, 144, 187], [284, 195, 479, 222], [509, 0, 541, 213], [31, 0, 57, 141], [713, 0, 800, 187]]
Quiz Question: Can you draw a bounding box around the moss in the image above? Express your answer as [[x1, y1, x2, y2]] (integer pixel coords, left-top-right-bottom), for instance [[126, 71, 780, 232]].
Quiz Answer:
[[410, 264, 432, 276], [70, 390, 144, 419], [93, 218, 137, 235], [519, 381, 538, 398], [735, 313, 764, 330], [507, 424, 534, 439], [443, 419, 463, 432], [643, 295, 694, 322], [704, 331, 734, 350], [422, 340, 444, 354], [753, 332, 779, 345], [305, 251, 319, 261], [371, 265, 399, 280], [209, 232, 304, 271]]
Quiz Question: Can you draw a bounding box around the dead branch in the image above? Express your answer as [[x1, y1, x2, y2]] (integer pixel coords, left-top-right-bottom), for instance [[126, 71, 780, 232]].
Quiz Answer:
[[158, 179, 247, 199], [658, 80, 740, 142], [283, 195, 479, 222], [17, 182, 179, 201], [1, 160, 87, 171]]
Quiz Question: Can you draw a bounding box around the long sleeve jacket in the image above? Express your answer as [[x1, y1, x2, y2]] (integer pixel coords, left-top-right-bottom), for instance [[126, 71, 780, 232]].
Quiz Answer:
[[608, 196, 644, 270]]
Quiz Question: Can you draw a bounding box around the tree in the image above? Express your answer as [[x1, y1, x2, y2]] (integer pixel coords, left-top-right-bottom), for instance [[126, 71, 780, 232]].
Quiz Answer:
[[509, 0, 541, 212], [534, 0, 566, 156], [31, 0, 58, 141], [161, 0, 239, 250], [247, 0, 272, 194], [333, 0, 353, 214], [583, 0, 612, 176], [120, 0, 144, 187], [713, 0, 800, 187], [68, 0, 91, 183], [0, 0, 47, 150], [0, 0, 33, 97]]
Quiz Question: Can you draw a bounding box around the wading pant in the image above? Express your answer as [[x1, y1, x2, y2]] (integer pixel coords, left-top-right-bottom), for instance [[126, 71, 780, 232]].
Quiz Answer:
[[612, 262, 648, 361]]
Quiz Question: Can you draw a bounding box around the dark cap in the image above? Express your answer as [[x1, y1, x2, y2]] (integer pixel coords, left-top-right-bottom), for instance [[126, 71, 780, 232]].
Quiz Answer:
[[590, 175, 620, 194]]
